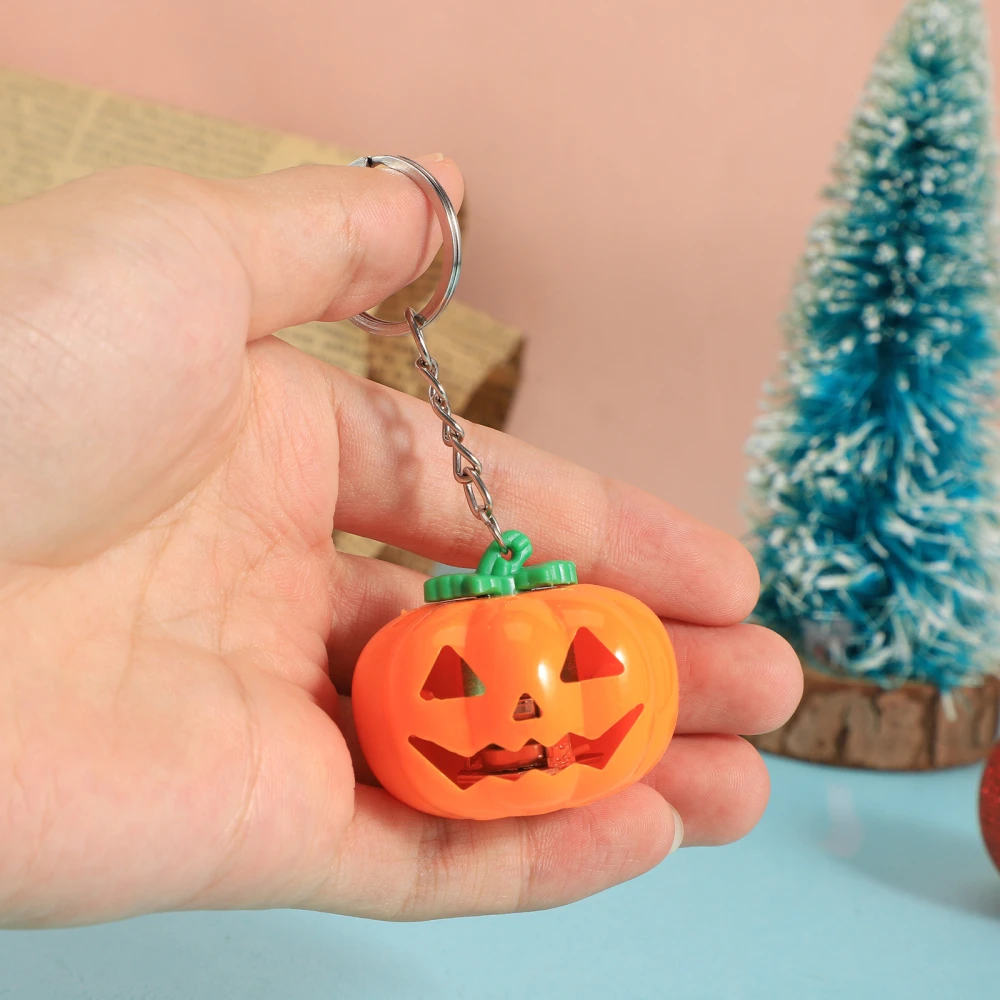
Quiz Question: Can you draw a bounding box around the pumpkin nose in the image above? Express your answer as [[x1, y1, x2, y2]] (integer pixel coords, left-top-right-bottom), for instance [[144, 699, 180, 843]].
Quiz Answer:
[[512, 693, 541, 721]]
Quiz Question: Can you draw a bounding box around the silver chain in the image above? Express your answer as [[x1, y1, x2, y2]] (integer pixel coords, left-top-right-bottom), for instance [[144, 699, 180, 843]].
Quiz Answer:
[[406, 307, 507, 551]]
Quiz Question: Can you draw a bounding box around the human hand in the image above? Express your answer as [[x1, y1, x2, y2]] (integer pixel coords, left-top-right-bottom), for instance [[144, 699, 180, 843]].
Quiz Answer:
[[0, 158, 801, 927]]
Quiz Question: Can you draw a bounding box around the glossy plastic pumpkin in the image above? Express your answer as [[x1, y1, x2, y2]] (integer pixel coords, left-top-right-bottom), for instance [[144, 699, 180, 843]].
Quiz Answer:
[[352, 531, 678, 820]]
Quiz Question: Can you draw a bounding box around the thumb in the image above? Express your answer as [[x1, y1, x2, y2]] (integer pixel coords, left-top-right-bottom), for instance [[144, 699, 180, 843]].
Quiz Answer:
[[0, 154, 462, 563], [212, 154, 465, 337]]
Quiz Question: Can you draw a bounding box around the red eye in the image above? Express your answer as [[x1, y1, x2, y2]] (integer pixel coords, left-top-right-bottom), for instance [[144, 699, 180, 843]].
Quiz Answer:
[[420, 646, 486, 700], [560, 628, 625, 682]]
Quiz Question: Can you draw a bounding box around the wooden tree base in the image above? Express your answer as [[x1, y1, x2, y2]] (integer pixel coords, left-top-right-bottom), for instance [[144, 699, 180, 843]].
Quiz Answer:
[[748, 665, 1000, 770]]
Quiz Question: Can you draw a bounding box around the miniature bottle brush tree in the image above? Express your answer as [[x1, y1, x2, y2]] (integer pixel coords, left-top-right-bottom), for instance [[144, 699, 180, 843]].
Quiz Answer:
[[746, 0, 1000, 769]]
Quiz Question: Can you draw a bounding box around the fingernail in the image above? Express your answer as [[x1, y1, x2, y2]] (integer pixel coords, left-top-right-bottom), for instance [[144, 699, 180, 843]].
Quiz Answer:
[[668, 805, 685, 854], [420, 153, 446, 163]]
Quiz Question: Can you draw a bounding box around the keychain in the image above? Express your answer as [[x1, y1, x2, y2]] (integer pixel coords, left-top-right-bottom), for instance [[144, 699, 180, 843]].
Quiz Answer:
[[348, 155, 679, 820]]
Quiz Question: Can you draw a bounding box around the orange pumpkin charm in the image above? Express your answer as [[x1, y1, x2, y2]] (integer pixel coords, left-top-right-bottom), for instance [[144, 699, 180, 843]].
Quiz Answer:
[[352, 531, 679, 820]]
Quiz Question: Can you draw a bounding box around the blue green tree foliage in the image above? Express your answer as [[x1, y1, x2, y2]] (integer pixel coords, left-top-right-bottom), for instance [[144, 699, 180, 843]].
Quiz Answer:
[[747, 0, 1000, 690]]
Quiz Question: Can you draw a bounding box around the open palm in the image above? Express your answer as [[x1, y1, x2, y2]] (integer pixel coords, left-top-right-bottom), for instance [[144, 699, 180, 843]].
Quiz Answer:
[[0, 159, 801, 928]]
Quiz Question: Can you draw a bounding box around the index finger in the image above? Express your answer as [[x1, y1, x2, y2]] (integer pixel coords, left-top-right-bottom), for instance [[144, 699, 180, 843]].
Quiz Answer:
[[328, 369, 759, 626]]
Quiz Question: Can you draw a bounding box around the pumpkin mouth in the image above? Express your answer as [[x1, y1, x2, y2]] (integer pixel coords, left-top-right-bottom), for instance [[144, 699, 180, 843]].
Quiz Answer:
[[409, 704, 644, 789]]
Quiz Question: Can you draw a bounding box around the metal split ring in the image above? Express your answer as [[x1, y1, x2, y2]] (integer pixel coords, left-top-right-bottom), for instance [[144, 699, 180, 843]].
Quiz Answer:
[[347, 155, 462, 337]]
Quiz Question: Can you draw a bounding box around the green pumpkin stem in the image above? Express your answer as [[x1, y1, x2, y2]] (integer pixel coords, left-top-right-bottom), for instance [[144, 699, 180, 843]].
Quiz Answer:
[[424, 530, 578, 603]]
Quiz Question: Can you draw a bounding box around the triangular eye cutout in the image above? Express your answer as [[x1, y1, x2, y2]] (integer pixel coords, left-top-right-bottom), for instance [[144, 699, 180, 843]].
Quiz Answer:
[[420, 646, 486, 700], [560, 628, 625, 683]]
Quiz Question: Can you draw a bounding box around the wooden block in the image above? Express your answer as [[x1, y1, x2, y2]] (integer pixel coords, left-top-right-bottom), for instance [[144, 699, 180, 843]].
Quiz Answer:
[[748, 663, 1000, 770]]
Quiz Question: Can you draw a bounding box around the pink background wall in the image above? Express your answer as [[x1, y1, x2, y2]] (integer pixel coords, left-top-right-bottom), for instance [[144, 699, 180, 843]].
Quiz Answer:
[[4, 0, 1000, 537]]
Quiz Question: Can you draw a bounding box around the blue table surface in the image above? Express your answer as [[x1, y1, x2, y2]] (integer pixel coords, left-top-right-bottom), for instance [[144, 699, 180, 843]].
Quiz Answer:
[[1, 753, 997, 999]]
